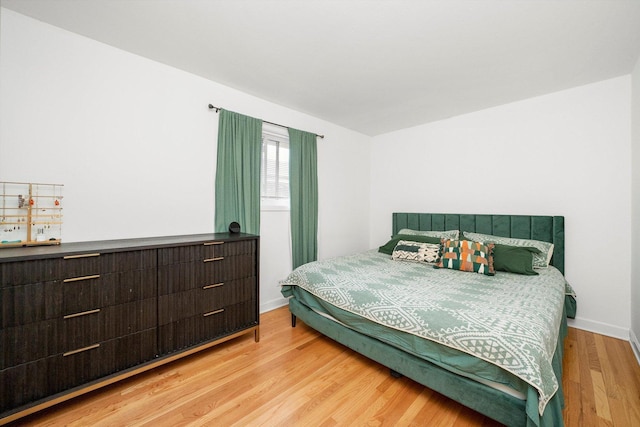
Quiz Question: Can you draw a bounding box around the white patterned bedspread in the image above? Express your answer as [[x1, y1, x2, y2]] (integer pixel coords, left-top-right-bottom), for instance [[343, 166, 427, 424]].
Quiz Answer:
[[281, 250, 567, 415]]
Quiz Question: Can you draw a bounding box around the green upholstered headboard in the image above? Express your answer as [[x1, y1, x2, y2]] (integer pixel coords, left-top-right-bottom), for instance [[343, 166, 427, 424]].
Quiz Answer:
[[392, 213, 565, 275]]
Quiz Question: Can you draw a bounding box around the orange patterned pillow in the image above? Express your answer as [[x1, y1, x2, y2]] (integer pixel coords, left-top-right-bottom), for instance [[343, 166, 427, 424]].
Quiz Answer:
[[435, 239, 495, 276]]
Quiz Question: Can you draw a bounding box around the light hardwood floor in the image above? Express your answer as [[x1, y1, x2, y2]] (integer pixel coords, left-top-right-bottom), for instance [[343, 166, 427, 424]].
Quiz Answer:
[[10, 306, 640, 426]]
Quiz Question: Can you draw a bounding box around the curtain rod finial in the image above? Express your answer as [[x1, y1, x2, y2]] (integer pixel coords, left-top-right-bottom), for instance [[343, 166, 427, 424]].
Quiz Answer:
[[208, 104, 220, 112]]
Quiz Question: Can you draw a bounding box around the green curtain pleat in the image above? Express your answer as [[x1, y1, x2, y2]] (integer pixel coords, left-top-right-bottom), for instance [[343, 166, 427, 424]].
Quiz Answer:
[[214, 109, 262, 235], [289, 128, 318, 269]]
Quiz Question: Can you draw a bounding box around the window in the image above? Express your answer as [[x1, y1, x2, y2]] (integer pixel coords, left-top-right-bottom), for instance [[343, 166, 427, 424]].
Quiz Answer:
[[261, 125, 289, 210]]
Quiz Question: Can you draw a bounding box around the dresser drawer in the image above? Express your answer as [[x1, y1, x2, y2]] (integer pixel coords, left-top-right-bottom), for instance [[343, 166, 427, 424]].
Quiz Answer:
[[202, 239, 256, 259], [157, 290, 199, 325], [60, 274, 102, 315], [50, 328, 157, 398], [0, 258, 61, 287], [101, 268, 157, 306], [157, 261, 200, 294], [62, 253, 102, 278], [100, 250, 157, 272], [1, 280, 61, 327], [94, 328, 157, 377], [0, 318, 61, 369], [200, 277, 256, 309], [157, 287, 228, 325], [62, 307, 104, 352], [62, 250, 156, 278], [0, 357, 49, 413], [157, 239, 256, 266], [157, 310, 228, 355], [158, 244, 205, 265], [202, 253, 256, 284], [49, 342, 104, 394], [225, 300, 259, 332], [102, 299, 157, 340]]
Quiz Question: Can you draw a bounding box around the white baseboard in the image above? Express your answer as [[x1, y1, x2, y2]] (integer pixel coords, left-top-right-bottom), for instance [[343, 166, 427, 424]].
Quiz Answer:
[[260, 297, 289, 314], [567, 317, 629, 340], [630, 329, 640, 366]]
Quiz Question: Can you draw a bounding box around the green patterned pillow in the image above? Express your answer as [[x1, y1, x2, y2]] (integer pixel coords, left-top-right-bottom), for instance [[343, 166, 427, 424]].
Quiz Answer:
[[435, 239, 495, 276], [462, 231, 553, 268], [392, 240, 440, 263]]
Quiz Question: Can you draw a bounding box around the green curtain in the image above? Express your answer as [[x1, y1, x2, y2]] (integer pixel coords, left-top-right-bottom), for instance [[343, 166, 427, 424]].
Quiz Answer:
[[214, 109, 262, 235], [289, 128, 318, 269]]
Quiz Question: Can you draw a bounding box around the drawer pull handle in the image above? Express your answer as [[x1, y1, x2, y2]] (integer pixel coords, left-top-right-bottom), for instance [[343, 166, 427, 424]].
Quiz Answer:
[[63, 274, 101, 283], [63, 253, 101, 259], [64, 343, 100, 357], [203, 308, 225, 317], [204, 241, 224, 246], [203, 283, 224, 290], [204, 257, 224, 263], [64, 308, 101, 319]]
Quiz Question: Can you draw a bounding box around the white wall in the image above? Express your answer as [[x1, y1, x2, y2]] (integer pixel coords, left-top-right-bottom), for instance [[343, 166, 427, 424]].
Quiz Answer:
[[370, 77, 632, 339], [0, 9, 371, 312], [631, 55, 640, 360]]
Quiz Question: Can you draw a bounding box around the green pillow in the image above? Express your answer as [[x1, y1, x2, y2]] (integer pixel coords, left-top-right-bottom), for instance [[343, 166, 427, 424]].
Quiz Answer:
[[492, 244, 541, 275], [378, 234, 441, 255]]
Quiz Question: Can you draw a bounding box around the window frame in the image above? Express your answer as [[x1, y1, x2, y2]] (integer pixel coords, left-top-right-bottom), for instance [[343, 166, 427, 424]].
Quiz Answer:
[[260, 124, 290, 211]]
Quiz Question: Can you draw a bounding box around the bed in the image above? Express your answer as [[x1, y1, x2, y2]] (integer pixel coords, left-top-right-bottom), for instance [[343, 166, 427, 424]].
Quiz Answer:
[[281, 213, 576, 427]]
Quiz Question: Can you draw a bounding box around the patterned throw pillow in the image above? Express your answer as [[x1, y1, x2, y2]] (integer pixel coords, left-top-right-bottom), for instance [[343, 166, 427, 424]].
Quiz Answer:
[[435, 239, 495, 276], [392, 240, 440, 263]]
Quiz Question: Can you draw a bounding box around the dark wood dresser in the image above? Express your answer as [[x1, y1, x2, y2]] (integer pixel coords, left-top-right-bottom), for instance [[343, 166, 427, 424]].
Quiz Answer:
[[0, 233, 259, 424]]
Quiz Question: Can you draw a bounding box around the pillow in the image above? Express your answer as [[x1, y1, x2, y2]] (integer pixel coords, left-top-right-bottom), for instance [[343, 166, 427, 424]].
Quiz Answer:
[[379, 234, 441, 255], [492, 244, 540, 275], [435, 239, 495, 276], [462, 231, 554, 268], [392, 240, 440, 263], [397, 228, 459, 240]]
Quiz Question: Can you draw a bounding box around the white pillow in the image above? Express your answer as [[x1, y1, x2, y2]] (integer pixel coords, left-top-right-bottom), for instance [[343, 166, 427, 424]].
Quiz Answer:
[[397, 228, 459, 240]]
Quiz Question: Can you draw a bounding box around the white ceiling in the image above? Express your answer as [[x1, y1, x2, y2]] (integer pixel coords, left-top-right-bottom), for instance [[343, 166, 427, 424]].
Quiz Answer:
[[3, 0, 640, 136]]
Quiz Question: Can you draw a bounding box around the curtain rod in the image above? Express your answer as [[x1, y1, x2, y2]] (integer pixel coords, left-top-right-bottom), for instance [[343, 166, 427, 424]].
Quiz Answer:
[[208, 104, 324, 139]]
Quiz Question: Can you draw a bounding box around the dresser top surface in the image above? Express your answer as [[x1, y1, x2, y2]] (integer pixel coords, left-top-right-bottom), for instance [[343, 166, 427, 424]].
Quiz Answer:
[[0, 233, 258, 262]]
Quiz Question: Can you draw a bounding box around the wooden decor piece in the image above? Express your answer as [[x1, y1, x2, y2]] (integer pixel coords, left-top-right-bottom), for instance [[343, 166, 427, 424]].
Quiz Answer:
[[0, 181, 63, 248]]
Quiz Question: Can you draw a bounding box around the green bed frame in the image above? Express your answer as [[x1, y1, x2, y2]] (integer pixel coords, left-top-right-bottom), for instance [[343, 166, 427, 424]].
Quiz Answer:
[[288, 213, 568, 426]]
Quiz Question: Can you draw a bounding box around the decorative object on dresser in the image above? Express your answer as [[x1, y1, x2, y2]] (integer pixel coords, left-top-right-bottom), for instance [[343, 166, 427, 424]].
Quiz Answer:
[[0, 181, 63, 247], [0, 233, 259, 425], [228, 221, 241, 233]]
